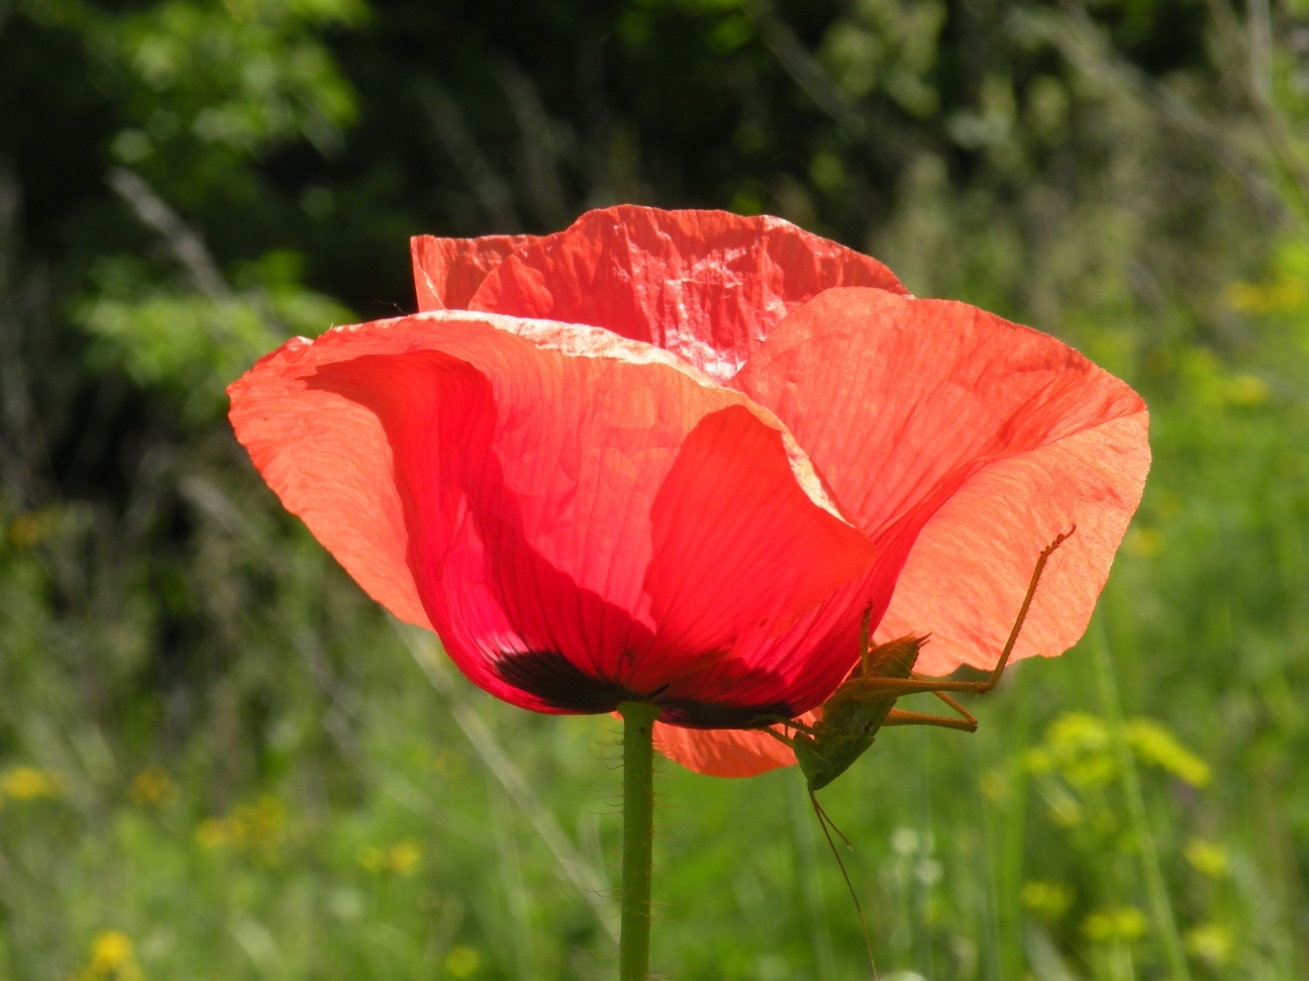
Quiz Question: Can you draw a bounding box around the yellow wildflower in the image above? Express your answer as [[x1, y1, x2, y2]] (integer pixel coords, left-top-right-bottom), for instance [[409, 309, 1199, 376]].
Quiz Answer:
[[359, 839, 424, 876], [1225, 278, 1306, 314], [1083, 905, 1147, 943], [1222, 374, 1269, 407], [196, 818, 230, 849], [445, 945, 480, 978], [1020, 880, 1074, 921], [198, 796, 285, 857], [1, 766, 65, 801], [1124, 527, 1163, 558], [7, 508, 61, 548], [1127, 720, 1210, 787], [1185, 922, 1233, 966], [129, 766, 174, 808], [77, 930, 143, 981], [1184, 839, 1229, 878]]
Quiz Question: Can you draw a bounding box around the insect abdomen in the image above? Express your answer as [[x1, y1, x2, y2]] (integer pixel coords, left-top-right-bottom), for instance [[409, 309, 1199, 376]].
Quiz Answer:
[[793, 636, 926, 791]]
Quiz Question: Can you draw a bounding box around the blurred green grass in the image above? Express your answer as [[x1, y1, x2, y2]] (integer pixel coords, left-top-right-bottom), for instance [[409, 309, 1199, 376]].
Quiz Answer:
[[5, 260, 1306, 981], [3, 0, 1309, 978]]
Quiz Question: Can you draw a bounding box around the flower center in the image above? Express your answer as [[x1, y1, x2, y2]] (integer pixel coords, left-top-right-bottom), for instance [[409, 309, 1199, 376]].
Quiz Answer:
[[493, 650, 794, 728]]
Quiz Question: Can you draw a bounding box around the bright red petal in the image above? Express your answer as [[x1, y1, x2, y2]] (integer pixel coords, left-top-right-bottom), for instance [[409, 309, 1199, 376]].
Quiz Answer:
[[466, 205, 907, 381], [228, 312, 876, 719], [411, 234, 542, 311], [735, 288, 1150, 676], [639, 405, 875, 701]]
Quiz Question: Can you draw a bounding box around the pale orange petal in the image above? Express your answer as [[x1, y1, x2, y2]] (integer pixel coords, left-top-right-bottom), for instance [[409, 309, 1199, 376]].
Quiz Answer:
[[653, 721, 797, 778], [735, 287, 1150, 675]]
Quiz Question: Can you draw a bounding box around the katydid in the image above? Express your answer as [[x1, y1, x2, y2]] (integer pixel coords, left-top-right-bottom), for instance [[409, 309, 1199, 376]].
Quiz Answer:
[[758, 528, 1073, 968]]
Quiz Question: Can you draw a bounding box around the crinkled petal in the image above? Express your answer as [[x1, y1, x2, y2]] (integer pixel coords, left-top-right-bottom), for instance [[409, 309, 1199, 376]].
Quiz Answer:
[[735, 288, 1150, 675], [228, 311, 877, 719], [411, 233, 543, 311], [466, 205, 908, 382]]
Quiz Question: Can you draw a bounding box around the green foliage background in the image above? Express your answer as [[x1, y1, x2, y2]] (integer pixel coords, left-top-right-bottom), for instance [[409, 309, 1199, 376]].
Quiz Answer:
[[1, 0, 1308, 978]]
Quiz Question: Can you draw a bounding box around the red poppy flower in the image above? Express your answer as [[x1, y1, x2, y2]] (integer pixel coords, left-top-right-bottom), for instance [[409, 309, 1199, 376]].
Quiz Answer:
[[228, 206, 1149, 778]]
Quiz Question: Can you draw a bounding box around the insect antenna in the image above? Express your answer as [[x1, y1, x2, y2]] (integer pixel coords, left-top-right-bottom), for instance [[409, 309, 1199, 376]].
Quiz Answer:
[[809, 789, 878, 980], [810, 790, 853, 850]]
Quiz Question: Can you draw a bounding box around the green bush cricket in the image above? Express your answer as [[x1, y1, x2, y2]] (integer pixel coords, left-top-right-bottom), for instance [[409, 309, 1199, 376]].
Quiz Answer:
[[757, 528, 1074, 970]]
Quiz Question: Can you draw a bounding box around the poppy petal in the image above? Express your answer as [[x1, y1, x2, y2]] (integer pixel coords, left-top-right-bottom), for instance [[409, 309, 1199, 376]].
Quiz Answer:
[[411, 233, 543, 311], [465, 205, 908, 381], [650, 509, 933, 775], [640, 405, 876, 690], [653, 721, 799, 778], [734, 287, 1151, 676], [228, 335, 432, 631], [229, 311, 877, 718]]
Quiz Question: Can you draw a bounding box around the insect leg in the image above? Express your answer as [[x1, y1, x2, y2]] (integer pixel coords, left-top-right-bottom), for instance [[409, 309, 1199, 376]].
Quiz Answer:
[[929, 689, 977, 727], [979, 527, 1074, 692], [861, 528, 1077, 699], [760, 719, 821, 744], [842, 677, 999, 720], [858, 605, 874, 681], [911, 673, 986, 725], [881, 708, 977, 732], [854, 676, 989, 695]]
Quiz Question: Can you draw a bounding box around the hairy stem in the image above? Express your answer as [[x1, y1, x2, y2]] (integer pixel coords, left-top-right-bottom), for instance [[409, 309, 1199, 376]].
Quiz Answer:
[[618, 701, 660, 981]]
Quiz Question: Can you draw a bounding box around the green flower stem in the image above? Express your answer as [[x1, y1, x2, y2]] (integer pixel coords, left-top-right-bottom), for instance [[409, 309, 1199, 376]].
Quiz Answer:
[[618, 700, 660, 981]]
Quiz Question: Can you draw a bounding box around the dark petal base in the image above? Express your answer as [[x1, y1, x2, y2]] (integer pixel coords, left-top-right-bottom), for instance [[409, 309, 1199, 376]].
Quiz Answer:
[[494, 650, 795, 729], [496, 649, 640, 713]]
